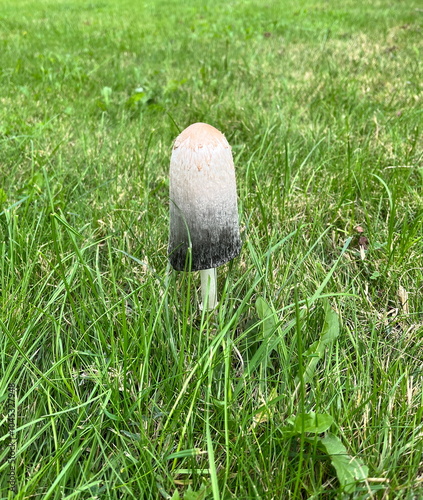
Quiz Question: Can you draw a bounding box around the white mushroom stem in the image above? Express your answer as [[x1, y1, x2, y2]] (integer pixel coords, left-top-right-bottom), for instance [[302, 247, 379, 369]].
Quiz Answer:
[[200, 268, 217, 311]]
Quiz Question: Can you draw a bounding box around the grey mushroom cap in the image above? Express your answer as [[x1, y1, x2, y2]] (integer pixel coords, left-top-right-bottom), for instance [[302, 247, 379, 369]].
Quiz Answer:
[[168, 122, 241, 271]]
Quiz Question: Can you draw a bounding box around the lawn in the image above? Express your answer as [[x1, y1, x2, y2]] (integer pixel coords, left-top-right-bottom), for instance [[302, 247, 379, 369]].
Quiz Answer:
[[0, 0, 422, 498]]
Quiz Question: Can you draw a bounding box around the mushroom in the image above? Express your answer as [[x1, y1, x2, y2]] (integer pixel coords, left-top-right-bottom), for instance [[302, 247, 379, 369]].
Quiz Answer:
[[168, 122, 241, 310]]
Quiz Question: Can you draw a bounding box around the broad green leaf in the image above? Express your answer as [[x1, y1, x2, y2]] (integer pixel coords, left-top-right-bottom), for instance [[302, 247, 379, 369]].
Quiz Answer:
[[290, 412, 334, 434], [301, 299, 340, 384], [184, 483, 210, 500], [256, 296, 277, 338], [254, 297, 285, 384], [319, 433, 369, 494]]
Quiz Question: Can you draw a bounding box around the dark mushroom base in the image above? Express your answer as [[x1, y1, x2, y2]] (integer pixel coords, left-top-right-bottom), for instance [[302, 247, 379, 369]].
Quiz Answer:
[[168, 225, 241, 271]]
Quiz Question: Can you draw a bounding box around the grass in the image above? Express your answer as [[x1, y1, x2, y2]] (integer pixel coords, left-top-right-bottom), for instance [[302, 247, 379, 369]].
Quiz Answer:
[[0, 0, 422, 498]]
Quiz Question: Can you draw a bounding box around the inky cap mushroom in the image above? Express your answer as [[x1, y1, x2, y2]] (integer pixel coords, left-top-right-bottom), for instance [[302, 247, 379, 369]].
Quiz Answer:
[[168, 122, 241, 272]]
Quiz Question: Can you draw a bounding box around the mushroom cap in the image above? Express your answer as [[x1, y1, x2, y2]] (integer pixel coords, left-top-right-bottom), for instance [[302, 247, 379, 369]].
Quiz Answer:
[[168, 122, 241, 271]]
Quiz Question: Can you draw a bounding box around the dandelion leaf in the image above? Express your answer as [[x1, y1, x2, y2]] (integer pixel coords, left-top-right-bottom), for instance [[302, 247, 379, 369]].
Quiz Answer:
[[302, 299, 339, 383], [320, 433, 369, 494]]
